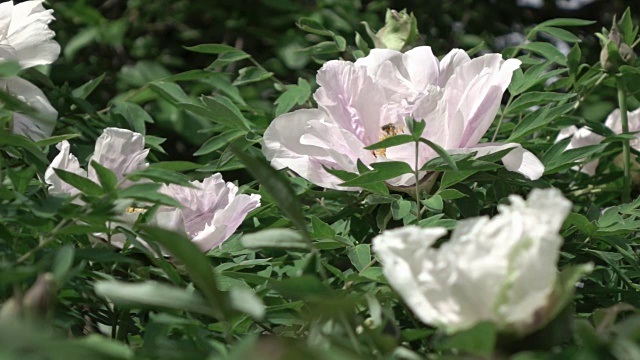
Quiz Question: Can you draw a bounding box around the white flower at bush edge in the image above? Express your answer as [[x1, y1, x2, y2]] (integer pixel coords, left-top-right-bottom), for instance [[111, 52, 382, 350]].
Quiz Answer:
[[372, 188, 571, 334], [0, 0, 60, 142], [45, 127, 261, 252], [556, 107, 640, 176], [0, 0, 60, 68], [263, 46, 544, 191]]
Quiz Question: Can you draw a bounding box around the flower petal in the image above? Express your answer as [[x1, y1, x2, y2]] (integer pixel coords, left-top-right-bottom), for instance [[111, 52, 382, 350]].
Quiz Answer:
[[263, 109, 367, 190], [44, 140, 87, 198], [1, 77, 57, 141], [88, 127, 149, 184], [450, 143, 544, 180]]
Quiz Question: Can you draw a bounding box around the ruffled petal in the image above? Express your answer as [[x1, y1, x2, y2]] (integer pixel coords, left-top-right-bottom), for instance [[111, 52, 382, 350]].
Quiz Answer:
[[450, 143, 544, 180], [88, 127, 149, 184], [1, 77, 57, 141], [263, 109, 367, 190], [44, 141, 87, 198]]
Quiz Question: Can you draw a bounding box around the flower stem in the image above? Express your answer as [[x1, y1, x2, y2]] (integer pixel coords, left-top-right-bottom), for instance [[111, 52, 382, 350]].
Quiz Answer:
[[414, 140, 422, 221], [617, 78, 632, 202]]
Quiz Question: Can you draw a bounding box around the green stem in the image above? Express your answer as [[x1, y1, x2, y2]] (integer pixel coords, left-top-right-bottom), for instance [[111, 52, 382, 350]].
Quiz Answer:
[[414, 140, 421, 221], [617, 78, 632, 202]]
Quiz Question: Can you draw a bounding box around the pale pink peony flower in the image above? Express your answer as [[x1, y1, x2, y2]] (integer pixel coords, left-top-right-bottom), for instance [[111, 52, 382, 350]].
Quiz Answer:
[[373, 188, 571, 334], [263, 46, 544, 190], [0, 0, 60, 68], [155, 174, 261, 252], [45, 128, 260, 252], [555, 108, 640, 175]]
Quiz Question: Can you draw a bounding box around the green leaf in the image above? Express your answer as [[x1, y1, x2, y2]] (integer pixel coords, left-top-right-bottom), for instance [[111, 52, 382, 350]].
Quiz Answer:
[[159, 69, 220, 82], [347, 244, 371, 272], [240, 228, 311, 251], [52, 245, 75, 283], [233, 66, 274, 86], [0, 61, 21, 78], [423, 194, 443, 212], [520, 42, 567, 65], [209, 50, 252, 68], [437, 322, 496, 356], [200, 95, 252, 131], [34, 134, 81, 147], [339, 161, 413, 187], [364, 134, 413, 150], [437, 189, 468, 200], [138, 226, 227, 319], [536, 18, 596, 27], [126, 167, 194, 188], [94, 280, 215, 316], [118, 183, 182, 208], [194, 130, 247, 156], [274, 78, 311, 116], [419, 138, 459, 171], [52, 168, 103, 196], [300, 41, 341, 55], [391, 198, 412, 219], [536, 26, 581, 43], [228, 287, 265, 320], [507, 92, 576, 115], [72, 73, 105, 99], [184, 43, 238, 54], [111, 102, 154, 135], [295, 18, 335, 37], [148, 81, 191, 104], [231, 145, 311, 240], [90, 161, 118, 192], [567, 44, 582, 76]]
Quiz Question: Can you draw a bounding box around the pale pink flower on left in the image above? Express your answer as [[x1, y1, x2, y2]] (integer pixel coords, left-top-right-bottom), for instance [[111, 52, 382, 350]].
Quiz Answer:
[[0, 0, 60, 141], [45, 128, 261, 253]]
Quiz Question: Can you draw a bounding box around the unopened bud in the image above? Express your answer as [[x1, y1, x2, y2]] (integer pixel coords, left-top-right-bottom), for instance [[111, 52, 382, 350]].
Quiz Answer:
[[363, 9, 419, 51]]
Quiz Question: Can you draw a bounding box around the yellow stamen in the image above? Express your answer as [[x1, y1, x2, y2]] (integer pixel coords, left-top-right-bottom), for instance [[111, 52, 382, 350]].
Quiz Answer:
[[373, 124, 404, 158], [124, 207, 146, 214]]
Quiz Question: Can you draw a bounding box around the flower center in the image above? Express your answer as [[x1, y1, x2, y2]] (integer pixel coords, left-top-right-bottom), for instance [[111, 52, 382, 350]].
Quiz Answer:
[[124, 207, 146, 214], [373, 123, 404, 158]]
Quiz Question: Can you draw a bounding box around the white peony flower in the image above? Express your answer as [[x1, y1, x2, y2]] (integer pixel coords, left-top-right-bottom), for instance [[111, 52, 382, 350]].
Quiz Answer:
[[45, 127, 260, 252], [0, 0, 60, 68], [555, 108, 640, 176], [0, 1, 60, 142], [1, 76, 57, 141], [263, 46, 544, 191], [372, 188, 571, 333]]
